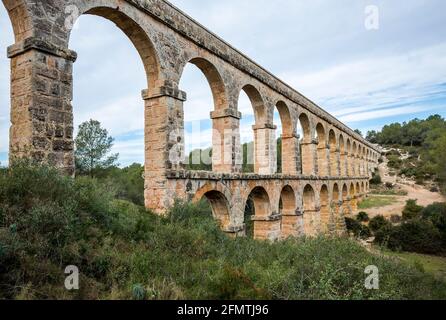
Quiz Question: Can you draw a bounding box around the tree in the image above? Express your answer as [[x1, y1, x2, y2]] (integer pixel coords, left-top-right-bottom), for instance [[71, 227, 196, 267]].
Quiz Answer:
[[354, 129, 363, 137], [75, 119, 119, 175]]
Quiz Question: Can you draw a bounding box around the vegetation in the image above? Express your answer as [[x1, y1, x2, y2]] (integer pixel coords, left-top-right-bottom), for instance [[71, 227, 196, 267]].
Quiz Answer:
[[358, 196, 397, 210], [384, 251, 446, 281], [366, 115, 446, 192], [2, 162, 446, 299], [373, 201, 446, 256], [75, 120, 119, 175]]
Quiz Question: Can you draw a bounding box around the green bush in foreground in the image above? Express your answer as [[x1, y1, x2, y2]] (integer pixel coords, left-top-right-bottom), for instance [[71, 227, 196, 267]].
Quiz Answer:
[[1, 163, 446, 300]]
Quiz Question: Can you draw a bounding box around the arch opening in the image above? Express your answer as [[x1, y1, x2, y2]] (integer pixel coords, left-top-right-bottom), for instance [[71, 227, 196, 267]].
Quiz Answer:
[[238, 85, 266, 173], [244, 186, 273, 239], [320, 185, 330, 233], [303, 184, 319, 236], [328, 130, 339, 176], [316, 123, 327, 176], [274, 101, 293, 174]]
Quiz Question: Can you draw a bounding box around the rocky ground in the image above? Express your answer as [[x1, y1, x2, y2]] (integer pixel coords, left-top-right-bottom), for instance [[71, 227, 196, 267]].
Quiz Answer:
[[365, 157, 445, 218]]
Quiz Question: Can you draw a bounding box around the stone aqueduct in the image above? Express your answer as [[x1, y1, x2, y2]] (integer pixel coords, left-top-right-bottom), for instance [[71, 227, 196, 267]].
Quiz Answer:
[[3, 0, 380, 240]]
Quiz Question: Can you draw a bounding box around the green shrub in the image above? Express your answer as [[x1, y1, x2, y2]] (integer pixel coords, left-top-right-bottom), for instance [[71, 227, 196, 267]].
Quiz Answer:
[[369, 215, 392, 233], [356, 212, 369, 222], [370, 173, 382, 185], [2, 163, 446, 300], [385, 220, 444, 255], [402, 200, 424, 221], [345, 218, 372, 239]]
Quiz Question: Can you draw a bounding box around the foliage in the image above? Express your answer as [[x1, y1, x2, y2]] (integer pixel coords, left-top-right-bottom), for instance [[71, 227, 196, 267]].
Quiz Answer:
[[75, 120, 119, 175], [369, 215, 392, 233], [2, 163, 446, 300], [376, 220, 444, 255], [366, 115, 446, 191], [370, 172, 382, 185], [345, 218, 371, 239], [402, 199, 423, 221], [356, 212, 369, 222]]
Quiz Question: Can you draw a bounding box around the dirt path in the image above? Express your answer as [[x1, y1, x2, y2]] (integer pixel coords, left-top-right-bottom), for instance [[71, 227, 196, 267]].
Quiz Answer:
[[365, 157, 445, 219]]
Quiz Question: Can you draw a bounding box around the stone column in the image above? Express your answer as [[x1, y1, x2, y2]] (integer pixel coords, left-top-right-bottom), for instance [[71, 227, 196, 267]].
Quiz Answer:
[[346, 153, 352, 176], [334, 200, 347, 235], [355, 155, 361, 176], [7, 38, 77, 175], [300, 139, 318, 176], [330, 147, 341, 176], [281, 133, 300, 175], [303, 207, 321, 237], [143, 85, 187, 213], [340, 151, 348, 176], [281, 209, 303, 239], [211, 109, 242, 173], [317, 143, 330, 177], [253, 124, 277, 175], [252, 213, 281, 241], [320, 202, 331, 234], [350, 196, 358, 213]]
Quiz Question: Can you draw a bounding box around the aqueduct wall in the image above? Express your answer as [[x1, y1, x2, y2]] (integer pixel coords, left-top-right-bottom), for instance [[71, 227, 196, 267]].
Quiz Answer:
[[3, 0, 380, 240]]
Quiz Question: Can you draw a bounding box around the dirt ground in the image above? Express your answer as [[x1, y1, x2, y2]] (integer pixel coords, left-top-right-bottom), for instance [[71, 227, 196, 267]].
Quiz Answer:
[[365, 158, 445, 219]]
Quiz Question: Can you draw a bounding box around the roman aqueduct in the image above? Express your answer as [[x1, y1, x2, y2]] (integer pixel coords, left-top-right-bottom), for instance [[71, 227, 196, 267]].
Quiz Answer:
[[3, 0, 380, 240]]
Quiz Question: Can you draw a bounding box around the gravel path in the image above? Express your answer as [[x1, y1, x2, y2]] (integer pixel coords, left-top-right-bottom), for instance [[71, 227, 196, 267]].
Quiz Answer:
[[365, 157, 445, 219]]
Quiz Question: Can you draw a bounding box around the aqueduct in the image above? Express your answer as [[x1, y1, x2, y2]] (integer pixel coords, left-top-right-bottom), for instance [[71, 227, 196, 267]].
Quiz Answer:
[[2, 0, 380, 240]]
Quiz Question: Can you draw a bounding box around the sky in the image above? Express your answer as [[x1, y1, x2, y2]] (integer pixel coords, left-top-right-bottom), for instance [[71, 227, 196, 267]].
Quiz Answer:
[[1, 0, 446, 167]]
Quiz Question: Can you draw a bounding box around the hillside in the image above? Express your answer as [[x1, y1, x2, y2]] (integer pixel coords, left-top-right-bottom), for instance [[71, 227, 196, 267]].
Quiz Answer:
[[1, 163, 446, 300]]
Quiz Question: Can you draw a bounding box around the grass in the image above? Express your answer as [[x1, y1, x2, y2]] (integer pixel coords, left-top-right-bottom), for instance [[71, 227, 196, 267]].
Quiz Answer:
[[384, 251, 446, 282], [359, 196, 398, 209], [2, 163, 446, 300]]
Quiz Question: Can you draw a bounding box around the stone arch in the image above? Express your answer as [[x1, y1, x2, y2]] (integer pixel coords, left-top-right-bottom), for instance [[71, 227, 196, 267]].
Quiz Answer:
[[182, 57, 229, 111], [299, 113, 316, 176], [237, 84, 267, 173], [352, 141, 358, 175], [320, 184, 330, 233], [356, 182, 361, 196], [316, 123, 328, 176], [339, 134, 346, 176], [2, 0, 32, 42], [328, 129, 339, 176], [349, 182, 358, 214], [193, 187, 231, 232], [346, 138, 352, 176], [332, 183, 342, 233], [280, 185, 299, 238], [341, 183, 350, 217], [245, 186, 279, 240], [239, 84, 267, 124], [69, 6, 162, 92], [303, 184, 319, 236], [275, 101, 295, 174], [298, 112, 312, 142]]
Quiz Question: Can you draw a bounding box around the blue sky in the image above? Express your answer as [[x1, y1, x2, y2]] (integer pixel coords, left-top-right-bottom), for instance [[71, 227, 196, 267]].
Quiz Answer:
[[1, 0, 446, 167]]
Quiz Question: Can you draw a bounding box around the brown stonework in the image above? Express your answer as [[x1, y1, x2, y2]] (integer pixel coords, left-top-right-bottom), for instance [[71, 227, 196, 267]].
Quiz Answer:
[[2, 0, 381, 239]]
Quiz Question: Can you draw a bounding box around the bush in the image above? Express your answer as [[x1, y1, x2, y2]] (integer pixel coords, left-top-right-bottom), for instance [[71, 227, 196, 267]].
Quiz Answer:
[[356, 212, 369, 222], [369, 215, 392, 233], [390, 215, 402, 224], [421, 203, 446, 239], [385, 220, 444, 255], [402, 200, 424, 221], [370, 173, 382, 185], [345, 218, 372, 239], [2, 163, 446, 300]]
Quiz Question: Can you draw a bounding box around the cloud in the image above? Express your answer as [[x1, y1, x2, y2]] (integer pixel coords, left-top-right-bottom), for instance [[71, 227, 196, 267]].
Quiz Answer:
[[2, 1, 446, 166]]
